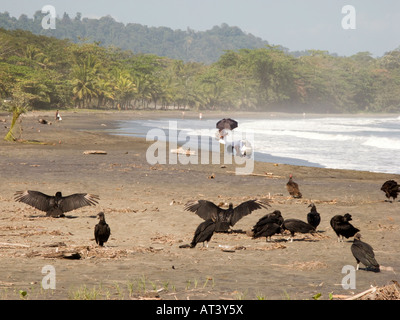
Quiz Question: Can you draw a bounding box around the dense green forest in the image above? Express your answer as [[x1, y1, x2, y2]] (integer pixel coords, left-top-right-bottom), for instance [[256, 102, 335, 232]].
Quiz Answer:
[[1, 23, 400, 113], [0, 11, 270, 64]]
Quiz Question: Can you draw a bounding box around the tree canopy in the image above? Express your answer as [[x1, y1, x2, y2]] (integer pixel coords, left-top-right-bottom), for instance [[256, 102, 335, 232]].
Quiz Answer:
[[0, 11, 269, 64], [1, 21, 400, 113]]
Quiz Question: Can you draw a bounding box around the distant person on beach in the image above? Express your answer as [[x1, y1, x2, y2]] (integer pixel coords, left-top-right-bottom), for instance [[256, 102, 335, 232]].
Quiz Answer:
[[199, 112, 202, 120], [55, 110, 62, 121], [226, 139, 252, 158]]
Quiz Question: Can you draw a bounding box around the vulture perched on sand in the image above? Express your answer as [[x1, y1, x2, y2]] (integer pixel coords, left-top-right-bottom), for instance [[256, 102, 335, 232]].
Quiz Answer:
[[351, 233, 380, 272], [251, 210, 284, 242], [189, 218, 216, 248], [286, 174, 302, 198], [281, 218, 315, 242], [380, 180, 399, 202], [330, 213, 360, 242], [184, 199, 270, 232], [94, 212, 111, 247], [306, 203, 321, 230], [14, 190, 99, 217]]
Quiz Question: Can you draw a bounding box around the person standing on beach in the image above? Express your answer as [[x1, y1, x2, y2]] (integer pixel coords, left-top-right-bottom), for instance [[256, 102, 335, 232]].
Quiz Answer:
[[55, 110, 62, 121]]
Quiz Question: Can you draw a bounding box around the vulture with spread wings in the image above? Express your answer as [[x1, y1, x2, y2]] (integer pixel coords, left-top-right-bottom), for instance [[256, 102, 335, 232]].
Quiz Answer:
[[14, 190, 99, 217], [184, 199, 270, 232]]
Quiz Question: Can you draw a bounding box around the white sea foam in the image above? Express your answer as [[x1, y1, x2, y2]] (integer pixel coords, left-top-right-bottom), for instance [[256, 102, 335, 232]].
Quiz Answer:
[[111, 115, 400, 174]]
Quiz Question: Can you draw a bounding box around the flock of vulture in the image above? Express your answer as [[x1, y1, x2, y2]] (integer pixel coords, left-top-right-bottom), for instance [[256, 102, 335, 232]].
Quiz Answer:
[[12, 176, 399, 273], [179, 176, 399, 273]]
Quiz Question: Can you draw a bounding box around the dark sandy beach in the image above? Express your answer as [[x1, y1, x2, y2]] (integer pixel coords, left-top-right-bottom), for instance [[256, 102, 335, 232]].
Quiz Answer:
[[0, 110, 399, 300]]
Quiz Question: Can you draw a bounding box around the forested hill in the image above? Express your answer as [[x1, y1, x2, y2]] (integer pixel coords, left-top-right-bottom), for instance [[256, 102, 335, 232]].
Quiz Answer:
[[0, 11, 269, 64]]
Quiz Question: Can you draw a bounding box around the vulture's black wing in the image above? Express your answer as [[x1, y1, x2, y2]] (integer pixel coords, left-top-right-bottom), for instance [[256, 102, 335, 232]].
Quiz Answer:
[[190, 219, 216, 248], [283, 219, 315, 233], [14, 190, 54, 212], [351, 240, 379, 270], [58, 193, 99, 213], [184, 200, 221, 220], [230, 199, 270, 227], [95, 223, 111, 246]]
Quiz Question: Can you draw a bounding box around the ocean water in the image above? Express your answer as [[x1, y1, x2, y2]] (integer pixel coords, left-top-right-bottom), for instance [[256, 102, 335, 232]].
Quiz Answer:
[[108, 115, 400, 175]]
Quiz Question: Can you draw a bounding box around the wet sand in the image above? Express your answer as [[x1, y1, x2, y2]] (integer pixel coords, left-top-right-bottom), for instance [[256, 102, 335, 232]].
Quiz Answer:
[[0, 110, 399, 300]]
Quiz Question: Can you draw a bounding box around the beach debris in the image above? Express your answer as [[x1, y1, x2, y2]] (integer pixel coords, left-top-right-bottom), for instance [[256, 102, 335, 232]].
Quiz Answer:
[[226, 171, 284, 178], [170, 147, 195, 155], [208, 173, 215, 179], [218, 245, 246, 252], [62, 252, 82, 260], [271, 260, 327, 271], [42, 242, 67, 248], [83, 150, 107, 155], [38, 119, 48, 124], [0, 242, 30, 248], [334, 281, 400, 300]]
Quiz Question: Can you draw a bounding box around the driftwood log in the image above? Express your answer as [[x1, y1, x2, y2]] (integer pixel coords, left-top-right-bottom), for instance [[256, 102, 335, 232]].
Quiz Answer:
[[83, 150, 107, 155]]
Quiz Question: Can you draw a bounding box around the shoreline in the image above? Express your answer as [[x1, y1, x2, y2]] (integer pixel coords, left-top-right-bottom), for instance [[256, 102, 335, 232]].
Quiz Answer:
[[3, 109, 399, 177], [80, 109, 400, 176], [0, 110, 399, 300]]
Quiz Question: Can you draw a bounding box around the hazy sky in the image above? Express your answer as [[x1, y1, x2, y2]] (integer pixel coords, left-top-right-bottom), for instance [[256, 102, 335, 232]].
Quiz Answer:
[[1, 0, 400, 57]]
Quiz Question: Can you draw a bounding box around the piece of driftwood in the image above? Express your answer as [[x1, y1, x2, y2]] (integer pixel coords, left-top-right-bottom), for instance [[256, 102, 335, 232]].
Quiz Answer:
[[83, 150, 107, 155], [0, 242, 30, 248], [42, 251, 82, 260], [226, 171, 283, 178], [170, 147, 195, 155]]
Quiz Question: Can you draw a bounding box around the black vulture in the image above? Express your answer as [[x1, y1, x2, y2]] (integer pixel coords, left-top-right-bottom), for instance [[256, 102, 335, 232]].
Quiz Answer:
[[281, 218, 315, 242], [184, 199, 270, 232], [307, 203, 321, 230], [380, 180, 399, 202], [286, 174, 302, 198], [330, 213, 360, 242], [94, 212, 111, 247], [351, 233, 380, 272], [252, 222, 282, 242], [14, 190, 99, 217], [189, 218, 216, 248], [251, 210, 284, 241]]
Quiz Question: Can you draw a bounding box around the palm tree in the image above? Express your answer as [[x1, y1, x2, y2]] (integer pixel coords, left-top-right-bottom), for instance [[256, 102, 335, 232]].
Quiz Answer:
[[114, 72, 136, 109], [95, 78, 114, 108], [3, 88, 31, 141], [71, 54, 101, 107]]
